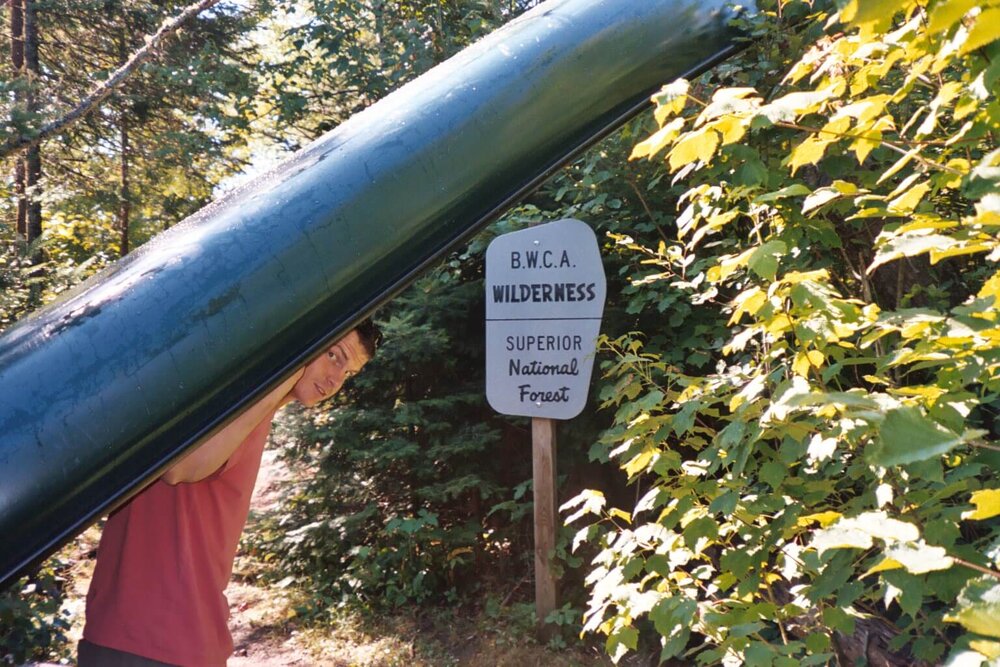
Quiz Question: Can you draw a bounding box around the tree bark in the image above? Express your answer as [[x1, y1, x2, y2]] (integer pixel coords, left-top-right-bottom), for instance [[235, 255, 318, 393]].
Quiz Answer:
[[119, 111, 130, 256], [117, 26, 131, 257], [23, 0, 42, 245], [9, 0, 26, 237], [14, 158, 26, 238]]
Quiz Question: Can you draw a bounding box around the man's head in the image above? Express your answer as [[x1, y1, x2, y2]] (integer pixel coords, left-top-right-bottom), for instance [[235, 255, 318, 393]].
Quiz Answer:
[[291, 318, 381, 407]]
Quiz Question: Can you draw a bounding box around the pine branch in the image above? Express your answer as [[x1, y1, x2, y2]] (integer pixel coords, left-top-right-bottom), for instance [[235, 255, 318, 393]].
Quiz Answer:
[[0, 0, 222, 160]]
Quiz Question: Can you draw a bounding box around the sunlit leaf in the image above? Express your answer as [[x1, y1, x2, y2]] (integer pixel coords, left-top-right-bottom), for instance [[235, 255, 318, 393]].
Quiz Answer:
[[812, 522, 874, 552], [707, 115, 748, 145], [811, 511, 920, 554], [929, 241, 995, 263], [869, 233, 955, 272], [762, 86, 838, 123], [927, 0, 979, 34], [960, 8, 1000, 54], [969, 640, 1000, 660], [963, 489, 1000, 521], [668, 129, 720, 172], [865, 558, 903, 575], [877, 146, 920, 184], [562, 489, 606, 524], [945, 577, 1000, 638], [788, 135, 832, 174], [884, 541, 955, 574], [841, 0, 915, 37], [887, 180, 930, 214], [630, 118, 686, 160], [803, 180, 860, 214], [793, 349, 824, 377], [797, 511, 843, 528], [653, 79, 690, 124]]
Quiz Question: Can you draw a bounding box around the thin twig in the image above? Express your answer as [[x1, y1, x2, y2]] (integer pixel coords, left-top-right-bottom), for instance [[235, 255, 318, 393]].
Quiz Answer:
[[953, 558, 1000, 581], [970, 440, 1000, 454]]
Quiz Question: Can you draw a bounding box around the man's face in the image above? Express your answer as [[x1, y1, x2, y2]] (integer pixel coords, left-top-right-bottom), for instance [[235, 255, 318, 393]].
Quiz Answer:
[[291, 330, 371, 407]]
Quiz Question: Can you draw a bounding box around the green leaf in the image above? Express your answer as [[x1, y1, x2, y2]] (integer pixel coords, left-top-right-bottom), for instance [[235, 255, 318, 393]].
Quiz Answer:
[[889, 571, 926, 617], [748, 240, 787, 281], [650, 598, 695, 659], [709, 490, 739, 515], [606, 625, 639, 663], [805, 632, 830, 653], [945, 577, 1000, 638], [683, 516, 719, 546], [964, 148, 1000, 200], [759, 461, 786, 489], [754, 184, 811, 203], [744, 641, 777, 666], [821, 606, 855, 635], [870, 406, 968, 467]]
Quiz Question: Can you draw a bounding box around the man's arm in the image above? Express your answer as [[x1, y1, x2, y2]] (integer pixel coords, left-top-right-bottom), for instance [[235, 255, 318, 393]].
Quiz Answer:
[[160, 369, 305, 485]]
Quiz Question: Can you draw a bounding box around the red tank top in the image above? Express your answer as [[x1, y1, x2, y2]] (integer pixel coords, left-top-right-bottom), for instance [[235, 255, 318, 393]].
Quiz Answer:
[[84, 414, 274, 666]]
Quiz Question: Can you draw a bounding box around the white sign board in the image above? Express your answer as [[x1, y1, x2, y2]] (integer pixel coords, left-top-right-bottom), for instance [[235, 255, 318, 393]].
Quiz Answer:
[[485, 219, 606, 419]]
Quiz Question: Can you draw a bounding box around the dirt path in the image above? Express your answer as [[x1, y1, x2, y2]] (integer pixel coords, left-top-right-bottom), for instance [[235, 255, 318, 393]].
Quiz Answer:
[[225, 449, 424, 666], [228, 447, 316, 666]]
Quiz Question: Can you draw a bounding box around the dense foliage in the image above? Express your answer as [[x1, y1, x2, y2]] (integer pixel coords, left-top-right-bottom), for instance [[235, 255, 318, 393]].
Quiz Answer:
[[0, 0, 259, 316], [565, 0, 1000, 664]]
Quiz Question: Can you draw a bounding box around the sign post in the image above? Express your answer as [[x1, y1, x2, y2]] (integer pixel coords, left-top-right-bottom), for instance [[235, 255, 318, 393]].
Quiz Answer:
[[485, 218, 606, 635]]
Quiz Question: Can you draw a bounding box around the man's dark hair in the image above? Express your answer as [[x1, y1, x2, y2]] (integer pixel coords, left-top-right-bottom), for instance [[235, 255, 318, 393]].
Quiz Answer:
[[355, 317, 383, 358]]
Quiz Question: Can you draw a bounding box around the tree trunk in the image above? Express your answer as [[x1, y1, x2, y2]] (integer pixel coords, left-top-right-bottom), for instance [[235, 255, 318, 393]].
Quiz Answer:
[[118, 30, 130, 257], [14, 160, 26, 238], [119, 114, 130, 256], [9, 0, 26, 238], [23, 0, 42, 246]]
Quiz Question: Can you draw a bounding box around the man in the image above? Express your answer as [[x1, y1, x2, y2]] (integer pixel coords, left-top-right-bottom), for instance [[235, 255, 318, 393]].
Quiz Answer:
[[79, 321, 381, 667]]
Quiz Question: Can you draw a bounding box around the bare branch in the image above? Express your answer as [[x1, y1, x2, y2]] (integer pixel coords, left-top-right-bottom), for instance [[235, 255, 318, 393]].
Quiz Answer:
[[0, 0, 222, 161]]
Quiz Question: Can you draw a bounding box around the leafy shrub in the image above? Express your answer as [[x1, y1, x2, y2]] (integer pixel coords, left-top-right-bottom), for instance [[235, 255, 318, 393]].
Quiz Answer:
[[0, 561, 72, 665], [567, 0, 1000, 664]]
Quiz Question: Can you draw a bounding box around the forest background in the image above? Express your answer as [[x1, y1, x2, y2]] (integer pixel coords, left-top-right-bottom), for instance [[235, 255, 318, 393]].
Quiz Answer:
[[1, 0, 998, 665]]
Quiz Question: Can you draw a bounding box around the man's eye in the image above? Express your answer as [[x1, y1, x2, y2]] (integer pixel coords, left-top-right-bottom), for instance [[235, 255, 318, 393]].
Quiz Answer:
[[328, 351, 338, 361]]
